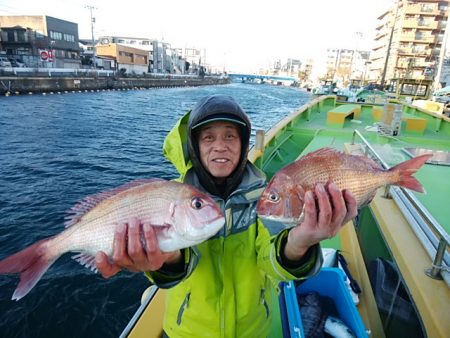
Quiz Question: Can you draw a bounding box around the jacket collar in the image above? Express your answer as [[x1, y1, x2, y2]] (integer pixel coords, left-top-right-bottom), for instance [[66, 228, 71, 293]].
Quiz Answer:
[[183, 162, 266, 202]]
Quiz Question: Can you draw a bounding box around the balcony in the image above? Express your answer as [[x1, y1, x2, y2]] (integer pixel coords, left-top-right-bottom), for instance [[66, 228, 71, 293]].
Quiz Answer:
[[396, 60, 432, 69], [375, 29, 388, 40], [397, 48, 432, 56], [402, 19, 438, 29], [400, 34, 435, 43], [405, 4, 440, 15]]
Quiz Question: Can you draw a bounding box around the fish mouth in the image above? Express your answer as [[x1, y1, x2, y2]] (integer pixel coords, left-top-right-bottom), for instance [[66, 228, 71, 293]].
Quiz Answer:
[[258, 215, 300, 228], [178, 216, 225, 241]]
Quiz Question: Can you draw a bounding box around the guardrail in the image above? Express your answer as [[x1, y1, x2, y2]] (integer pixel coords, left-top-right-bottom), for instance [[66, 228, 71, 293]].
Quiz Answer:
[[0, 67, 115, 77], [0, 67, 227, 79], [351, 129, 449, 282]]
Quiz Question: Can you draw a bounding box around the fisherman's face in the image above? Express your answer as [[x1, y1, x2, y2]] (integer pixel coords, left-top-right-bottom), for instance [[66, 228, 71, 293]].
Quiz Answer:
[[198, 121, 242, 182]]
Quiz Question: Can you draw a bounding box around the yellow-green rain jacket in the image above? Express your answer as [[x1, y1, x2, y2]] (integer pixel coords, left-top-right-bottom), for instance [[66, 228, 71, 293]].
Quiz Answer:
[[147, 112, 322, 337]]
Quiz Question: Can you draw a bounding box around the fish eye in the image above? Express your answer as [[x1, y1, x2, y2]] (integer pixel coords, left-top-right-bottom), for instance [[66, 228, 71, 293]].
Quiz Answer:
[[268, 192, 280, 203], [191, 197, 204, 210]]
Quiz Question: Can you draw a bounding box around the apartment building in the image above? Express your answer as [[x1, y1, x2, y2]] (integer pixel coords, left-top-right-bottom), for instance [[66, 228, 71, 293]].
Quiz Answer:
[[370, 0, 450, 88], [324, 49, 370, 86], [0, 15, 81, 68], [180, 47, 206, 74]]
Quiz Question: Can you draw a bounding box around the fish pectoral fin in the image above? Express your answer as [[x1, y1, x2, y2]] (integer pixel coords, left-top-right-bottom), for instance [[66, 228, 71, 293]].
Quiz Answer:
[[360, 190, 377, 207], [72, 253, 98, 273], [169, 202, 175, 219], [153, 224, 174, 240], [296, 190, 305, 202], [297, 210, 305, 225]]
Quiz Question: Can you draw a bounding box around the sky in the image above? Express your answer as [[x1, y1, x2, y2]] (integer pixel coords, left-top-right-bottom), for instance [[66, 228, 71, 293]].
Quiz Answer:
[[0, 0, 394, 72]]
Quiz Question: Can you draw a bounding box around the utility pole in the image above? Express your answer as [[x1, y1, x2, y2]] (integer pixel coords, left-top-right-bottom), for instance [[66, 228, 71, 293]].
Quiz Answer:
[[85, 5, 97, 69], [433, 8, 450, 92], [381, 0, 400, 89], [351, 32, 363, 84]]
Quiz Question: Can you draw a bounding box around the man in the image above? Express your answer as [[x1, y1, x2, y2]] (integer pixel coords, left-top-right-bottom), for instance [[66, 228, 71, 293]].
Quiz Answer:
[[96, 94, 357, 337]]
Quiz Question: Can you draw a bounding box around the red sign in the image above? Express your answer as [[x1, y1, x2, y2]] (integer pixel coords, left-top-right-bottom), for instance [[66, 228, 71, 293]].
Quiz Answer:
[[40, 50, 55, 62]]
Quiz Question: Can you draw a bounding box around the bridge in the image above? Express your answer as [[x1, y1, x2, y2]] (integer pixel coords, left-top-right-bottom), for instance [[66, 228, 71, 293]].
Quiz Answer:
[[228, 73, 298, 83]]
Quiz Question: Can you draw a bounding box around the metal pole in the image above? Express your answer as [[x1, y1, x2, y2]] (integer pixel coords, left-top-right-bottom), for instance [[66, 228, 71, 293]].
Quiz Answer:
[[255, 130, 265, 153], [433, 7, 450, 93], [381, 0, 401, 88], [425, 238, 446, 280], [255, 129, 265, 160], [85, 5, 97, 69]]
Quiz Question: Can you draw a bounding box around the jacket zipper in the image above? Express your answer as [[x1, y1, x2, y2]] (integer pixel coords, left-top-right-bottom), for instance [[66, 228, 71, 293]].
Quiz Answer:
[[219, 207, 232, 337], [260, 289, 270, 318], [177, 292, 191, 325]]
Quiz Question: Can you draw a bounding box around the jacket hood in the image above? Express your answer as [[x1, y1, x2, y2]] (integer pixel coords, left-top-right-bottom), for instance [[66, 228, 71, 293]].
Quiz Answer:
[[188, 94, 251, 198], [163, 94, 251, 198]]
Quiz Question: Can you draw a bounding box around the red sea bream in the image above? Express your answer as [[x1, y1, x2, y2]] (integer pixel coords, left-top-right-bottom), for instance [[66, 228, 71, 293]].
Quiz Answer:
[[0, 178, 225, 300], [257, 147, 431, 225]]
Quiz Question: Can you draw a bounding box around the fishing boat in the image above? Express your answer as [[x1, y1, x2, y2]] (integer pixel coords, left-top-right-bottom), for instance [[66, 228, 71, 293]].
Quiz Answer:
[[311, 80, 337, 96], [120, 95, 450, 338]]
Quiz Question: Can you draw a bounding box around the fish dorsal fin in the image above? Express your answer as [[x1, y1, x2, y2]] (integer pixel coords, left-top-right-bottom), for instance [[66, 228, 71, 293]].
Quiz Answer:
[[304, 147, 339, 159], [307, 147, 380, 170], [64, 178, 166, 228]]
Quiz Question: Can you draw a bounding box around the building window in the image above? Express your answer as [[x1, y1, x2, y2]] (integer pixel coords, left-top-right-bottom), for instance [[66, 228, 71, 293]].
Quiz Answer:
[[421, 4, 434, 12], [16, 47, 30, 55], [63, 34, 75, 42], [50, 31, 63, 40], [17, 31, 26, 42]]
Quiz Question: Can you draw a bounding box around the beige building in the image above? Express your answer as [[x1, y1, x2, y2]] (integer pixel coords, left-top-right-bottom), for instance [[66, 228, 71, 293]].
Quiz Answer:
[[96, 43, 148, 74], [370, 0, 450, 89]]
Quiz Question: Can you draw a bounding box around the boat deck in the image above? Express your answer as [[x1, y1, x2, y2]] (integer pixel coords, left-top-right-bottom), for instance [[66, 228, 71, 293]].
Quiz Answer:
[[124, 95, 449, 338], [249, 95, 450, 337]]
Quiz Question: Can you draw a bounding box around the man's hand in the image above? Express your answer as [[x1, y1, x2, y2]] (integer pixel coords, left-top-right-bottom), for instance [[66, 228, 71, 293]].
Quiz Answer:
[[284, 182, 358, 261], [95, 218, 182, 278]]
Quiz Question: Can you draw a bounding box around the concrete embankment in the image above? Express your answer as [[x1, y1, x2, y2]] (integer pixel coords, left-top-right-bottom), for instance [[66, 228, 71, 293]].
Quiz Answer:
[[0, 76, 230, 95]]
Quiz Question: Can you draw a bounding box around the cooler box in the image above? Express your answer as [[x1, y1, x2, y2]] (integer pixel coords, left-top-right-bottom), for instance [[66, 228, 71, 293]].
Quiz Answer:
[[281, 268, 368, 338]]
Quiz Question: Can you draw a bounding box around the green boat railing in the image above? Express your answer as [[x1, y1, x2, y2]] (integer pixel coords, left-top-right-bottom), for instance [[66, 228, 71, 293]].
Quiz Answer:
[[351, 130, 449, 284]]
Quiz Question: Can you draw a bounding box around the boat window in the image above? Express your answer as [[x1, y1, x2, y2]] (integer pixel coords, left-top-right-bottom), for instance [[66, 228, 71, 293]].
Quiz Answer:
[[403, 147, 450, 166]]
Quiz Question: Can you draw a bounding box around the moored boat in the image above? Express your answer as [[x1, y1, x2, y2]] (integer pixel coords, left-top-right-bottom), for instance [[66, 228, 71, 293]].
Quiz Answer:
[[121, 95, 450, 338]]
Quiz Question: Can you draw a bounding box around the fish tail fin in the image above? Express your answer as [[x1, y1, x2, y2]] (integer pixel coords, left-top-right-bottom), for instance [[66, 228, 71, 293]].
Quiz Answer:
[[0, 238, 58, 300], [389, 154, 432, 193]]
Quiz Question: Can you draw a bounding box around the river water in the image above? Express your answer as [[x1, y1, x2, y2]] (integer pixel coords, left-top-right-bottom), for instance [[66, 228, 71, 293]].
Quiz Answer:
[[0, 82, 312, 337]]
